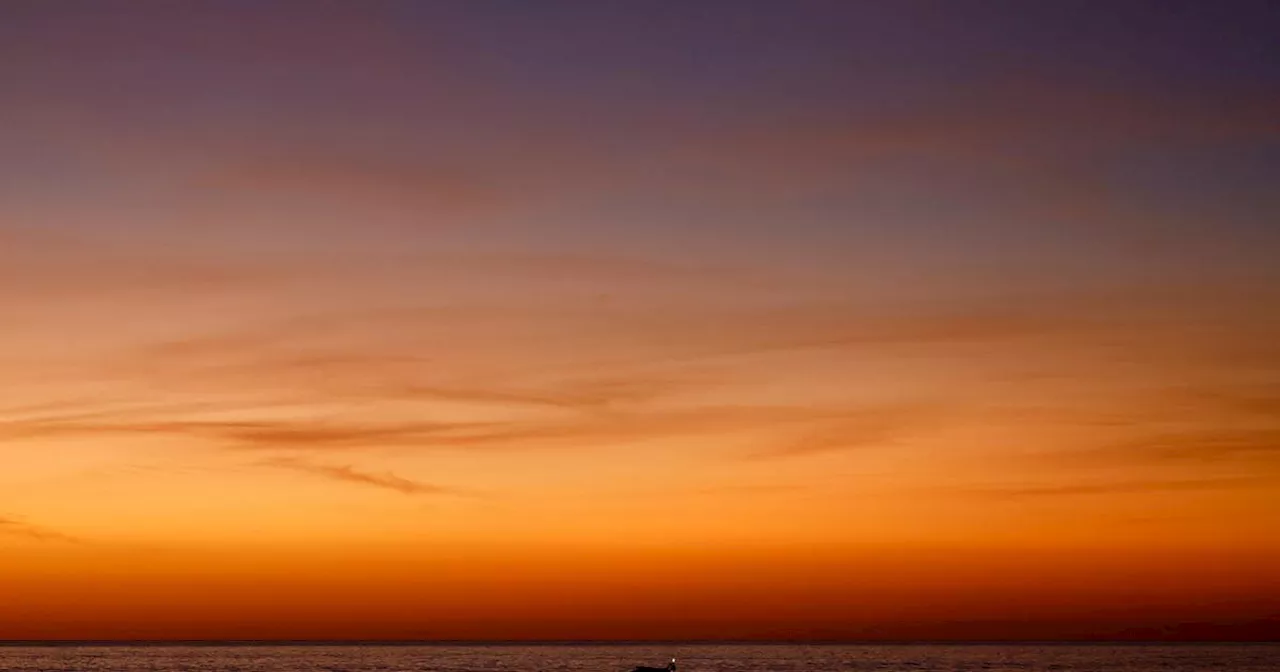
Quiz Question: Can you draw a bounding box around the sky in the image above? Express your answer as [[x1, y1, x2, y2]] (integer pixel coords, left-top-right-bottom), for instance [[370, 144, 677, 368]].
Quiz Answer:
[[1, 0, 1278, 642]]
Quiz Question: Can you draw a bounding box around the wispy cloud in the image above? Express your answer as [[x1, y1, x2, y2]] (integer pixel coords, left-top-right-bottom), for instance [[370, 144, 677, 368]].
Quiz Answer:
[[692, 484, 807, 496], [1013, 387, 1280, 490], [0, 403, 871, 455], [1106, 430, 1280, 463], [959, 476, 1273, 500], [0, 240, 292, 303], [745, 405, 939, 460], [261, 458, 463, 496], [58, 278, 1279, 413], [0, 417, 493, 450], [198, 145, 505, 217], [677, 79, 1280, 191], [0, 516, 82, 544], [390, 372, 715, 414], [1168, 384, 1280, 418]]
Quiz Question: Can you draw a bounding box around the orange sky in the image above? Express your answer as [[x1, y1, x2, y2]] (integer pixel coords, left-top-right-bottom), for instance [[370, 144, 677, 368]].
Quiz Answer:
[[1, 2, 1279, 641]]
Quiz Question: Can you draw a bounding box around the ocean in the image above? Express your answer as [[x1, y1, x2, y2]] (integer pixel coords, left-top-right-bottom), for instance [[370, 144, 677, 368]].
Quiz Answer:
[[0, 644, 1275, 672]]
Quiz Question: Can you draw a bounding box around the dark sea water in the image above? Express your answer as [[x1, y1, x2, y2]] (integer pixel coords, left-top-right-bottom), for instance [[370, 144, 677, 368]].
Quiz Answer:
[[0, 644, 1276, 672]]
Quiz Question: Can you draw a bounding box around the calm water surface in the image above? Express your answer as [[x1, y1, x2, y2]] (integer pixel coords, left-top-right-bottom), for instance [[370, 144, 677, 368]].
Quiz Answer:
[[0, 644, 1275, 672]]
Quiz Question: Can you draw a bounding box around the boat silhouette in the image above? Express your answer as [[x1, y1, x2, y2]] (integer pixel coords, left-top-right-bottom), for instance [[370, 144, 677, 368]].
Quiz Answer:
[[632, 659, 676, 672]]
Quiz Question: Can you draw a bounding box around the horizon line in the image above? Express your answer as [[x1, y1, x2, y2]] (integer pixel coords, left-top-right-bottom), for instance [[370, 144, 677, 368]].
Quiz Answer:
[[2, 639, 1277, 647]]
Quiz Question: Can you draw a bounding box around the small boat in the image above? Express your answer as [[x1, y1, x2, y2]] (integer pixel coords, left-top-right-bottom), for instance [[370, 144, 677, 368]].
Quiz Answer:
[[633, 659, 676, 672]]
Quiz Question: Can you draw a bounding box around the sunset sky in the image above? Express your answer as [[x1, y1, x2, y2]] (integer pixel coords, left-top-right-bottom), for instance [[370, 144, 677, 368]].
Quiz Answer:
[[2, 1, 1278, 641]]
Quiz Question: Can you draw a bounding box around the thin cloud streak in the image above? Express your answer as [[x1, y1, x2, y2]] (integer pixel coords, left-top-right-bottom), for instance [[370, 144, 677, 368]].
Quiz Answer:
[[0, 404, 877, 454], [198, 146, 505, 216], [959, 476, 1275, 500], [1107, 430, 1280, 463], [745, 405, 939, 460], [0, 516, 83, 544], [0, 235, 295, 302], [692, 484, 807, 496], [261, 459, 462, 497]]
